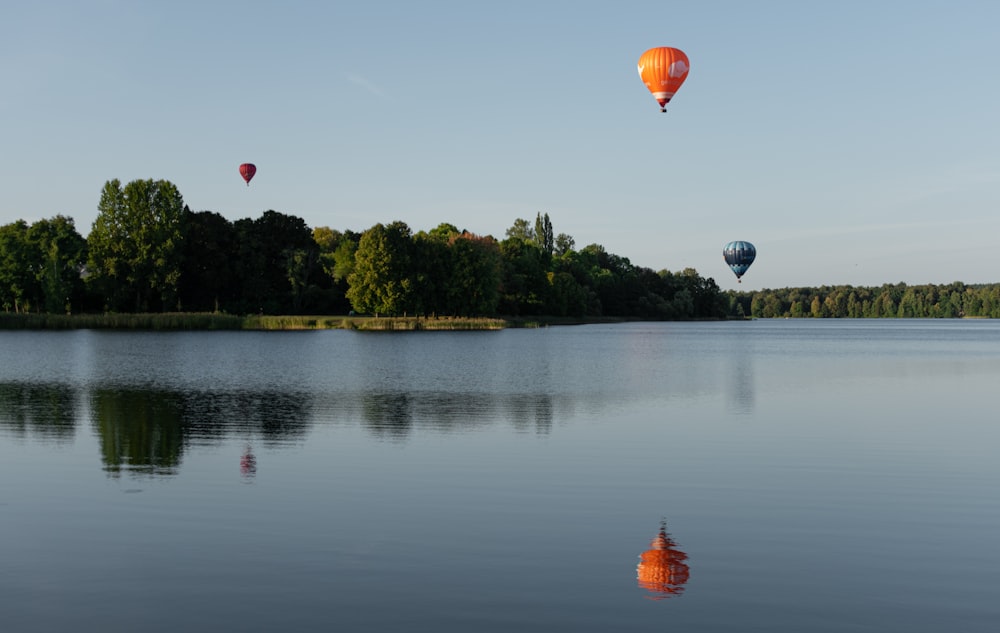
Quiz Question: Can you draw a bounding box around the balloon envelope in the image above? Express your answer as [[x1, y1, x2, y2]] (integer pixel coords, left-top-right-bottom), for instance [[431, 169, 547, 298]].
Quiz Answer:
[[723, 241, 756, 281], [637, 47, 690, 111], [239, 163, 256, 185]]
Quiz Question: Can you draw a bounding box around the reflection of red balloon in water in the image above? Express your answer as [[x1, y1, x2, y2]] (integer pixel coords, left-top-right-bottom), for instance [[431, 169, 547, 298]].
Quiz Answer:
[[239, 163, 256, 186], [240, 444, 257, 478], [637, 521, 690, 599]]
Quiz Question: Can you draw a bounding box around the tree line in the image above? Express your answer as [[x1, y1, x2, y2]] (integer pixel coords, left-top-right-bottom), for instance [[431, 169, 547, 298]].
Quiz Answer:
[[1, 178, 728, 319], [728, 282, 1000, 318]]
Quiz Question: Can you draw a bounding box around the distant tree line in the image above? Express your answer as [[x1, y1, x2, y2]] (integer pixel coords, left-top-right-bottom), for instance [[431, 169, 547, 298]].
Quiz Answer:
[[0, 178, 728, 319], [728, 282, 1000, 318]]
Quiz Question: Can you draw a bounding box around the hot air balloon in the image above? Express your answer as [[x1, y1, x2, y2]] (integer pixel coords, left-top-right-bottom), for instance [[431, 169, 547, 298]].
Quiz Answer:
[[723, 241, 756, 283], [637, 47, 690, 112], [637, 521, 690, 599], [239, 163, 256, 186]]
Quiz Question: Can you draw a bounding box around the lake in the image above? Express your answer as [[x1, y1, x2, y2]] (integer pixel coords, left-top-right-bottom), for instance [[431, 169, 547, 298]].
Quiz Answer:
[[1, 320, 998, 632]]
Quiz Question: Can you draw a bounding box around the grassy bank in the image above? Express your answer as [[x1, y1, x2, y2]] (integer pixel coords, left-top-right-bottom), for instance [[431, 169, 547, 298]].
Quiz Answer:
[[0, 312, 524, 331], [0, 312, 246, 330], [245, 315, 511, 331]]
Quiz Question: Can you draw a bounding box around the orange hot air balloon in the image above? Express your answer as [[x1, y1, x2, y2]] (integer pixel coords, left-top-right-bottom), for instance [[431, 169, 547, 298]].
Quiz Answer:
[[637, 521, 690, 599], [239, 163, 256, 186], [637, 47, 690, 112]]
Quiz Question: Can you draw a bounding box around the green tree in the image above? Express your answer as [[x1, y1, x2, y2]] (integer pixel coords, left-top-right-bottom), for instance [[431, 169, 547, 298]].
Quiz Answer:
[[285, 247, 318, 312], [983, 286, 1000, 318], [963, 290, 983, 317], [545, 271, 588, 317], [313, 227, 361, 286], [411, 230, 451, 315], [576, 244, 636, 316], [810, 295, 825, 317], [498, 236, 550, 315], [534, 212, 554, 257], [552, 248, 601, 315], [313, 226, 340, 280], [26, 216, 87, 314], [679, 268, 728, 318], [846, 292, 861, 318], [505, 218, 535, 242], [87, 179, 186, 312], [762, 293, 783, 318], [871, 290, 895, 317], [446, 233, 502, 315], [411, 223, 467, 315], [554, 232, 575, 256], [331, 239, 358, 284], [233, 210, 317, 314], [429, 222, 460, 241], [823, 294, 840, 318], [670, 287, 695, 318], [179, 209, 238, 312], [897, 287, 919, 318], [346, 222, 414, 315], [0, 221, 34, 312], [311, 226, 357, 313]]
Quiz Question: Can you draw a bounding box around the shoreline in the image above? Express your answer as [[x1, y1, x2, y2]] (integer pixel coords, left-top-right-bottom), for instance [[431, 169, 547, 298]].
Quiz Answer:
[[8, 313, 983, 331], [0, 312, 642, 331]]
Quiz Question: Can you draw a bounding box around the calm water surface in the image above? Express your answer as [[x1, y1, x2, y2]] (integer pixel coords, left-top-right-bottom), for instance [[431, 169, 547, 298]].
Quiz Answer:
[[2, 320, 998, 632]]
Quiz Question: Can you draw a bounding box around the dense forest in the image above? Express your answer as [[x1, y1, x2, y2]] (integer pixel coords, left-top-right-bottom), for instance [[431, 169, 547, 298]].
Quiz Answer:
[[3, 178, 998, 320], [0, 178, 726, 320], [728, 282, 1000, 319]]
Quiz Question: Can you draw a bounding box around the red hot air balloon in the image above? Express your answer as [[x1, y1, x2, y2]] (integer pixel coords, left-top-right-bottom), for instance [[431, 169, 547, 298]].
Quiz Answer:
[[239, 163, 256, 186]]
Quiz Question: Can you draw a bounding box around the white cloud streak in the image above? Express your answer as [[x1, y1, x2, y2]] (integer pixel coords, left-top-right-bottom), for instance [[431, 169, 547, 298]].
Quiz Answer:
[[346, 73, 384, 97]]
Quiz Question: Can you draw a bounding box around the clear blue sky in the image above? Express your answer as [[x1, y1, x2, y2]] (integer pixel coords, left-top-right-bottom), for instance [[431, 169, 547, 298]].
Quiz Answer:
[[3, 0, 998, 290]]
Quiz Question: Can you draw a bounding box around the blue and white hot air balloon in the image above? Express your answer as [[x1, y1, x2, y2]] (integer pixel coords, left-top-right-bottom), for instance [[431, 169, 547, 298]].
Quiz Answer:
[[723, 241, 756, 282]]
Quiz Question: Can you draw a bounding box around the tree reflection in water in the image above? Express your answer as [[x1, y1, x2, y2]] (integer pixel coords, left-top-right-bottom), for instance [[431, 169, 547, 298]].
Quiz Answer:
[[91, 388, 186, 477], [90, 388, 311, 478], [0, 382, 78, 442]]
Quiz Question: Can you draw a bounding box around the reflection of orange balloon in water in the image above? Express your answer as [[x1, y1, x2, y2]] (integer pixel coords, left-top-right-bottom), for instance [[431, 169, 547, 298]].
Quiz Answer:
[[637, 521, 689, 599]]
